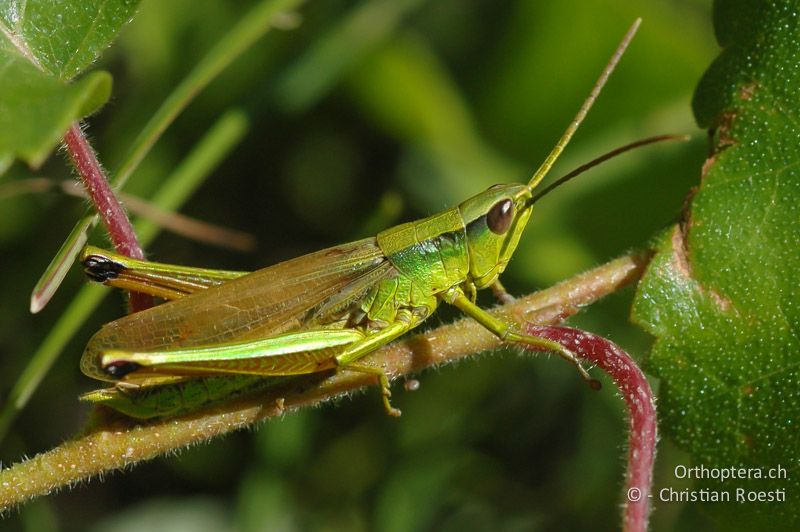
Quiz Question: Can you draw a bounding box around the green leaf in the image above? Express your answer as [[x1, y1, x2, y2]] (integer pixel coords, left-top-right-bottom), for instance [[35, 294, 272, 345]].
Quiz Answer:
[[0, 0, 140, 79], [632, 1, 800, 529], [0, 0, 140, 168], [0, 57, 111, 168]]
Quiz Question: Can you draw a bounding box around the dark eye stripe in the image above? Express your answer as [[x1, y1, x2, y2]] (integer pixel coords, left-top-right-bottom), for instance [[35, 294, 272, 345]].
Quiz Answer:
[[487, 199, 514, 235]]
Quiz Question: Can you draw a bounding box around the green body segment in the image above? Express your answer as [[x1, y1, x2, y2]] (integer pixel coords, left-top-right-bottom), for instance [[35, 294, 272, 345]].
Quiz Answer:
[[370, 206, 469, 324], [82, 375, 282, 418]]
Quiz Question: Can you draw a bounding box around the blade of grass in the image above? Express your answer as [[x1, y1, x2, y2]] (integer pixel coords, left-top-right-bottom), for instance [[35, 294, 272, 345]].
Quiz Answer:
[[31, 0, 304, 313], [0, 109, 249, 443], [272, 0, 425, 112], [30, 216, 92, 313], [134, 111, 249, 241], [114, 0, 302, 188]]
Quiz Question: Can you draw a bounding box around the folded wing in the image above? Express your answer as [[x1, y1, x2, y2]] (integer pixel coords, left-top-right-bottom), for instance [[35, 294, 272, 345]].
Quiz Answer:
[[82, 238, 393, 381]]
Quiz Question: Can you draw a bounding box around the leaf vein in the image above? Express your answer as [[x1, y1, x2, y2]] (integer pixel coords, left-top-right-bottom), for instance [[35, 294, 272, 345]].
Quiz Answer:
[[61, 0, 110, 78], [0, 18, 43, 71]]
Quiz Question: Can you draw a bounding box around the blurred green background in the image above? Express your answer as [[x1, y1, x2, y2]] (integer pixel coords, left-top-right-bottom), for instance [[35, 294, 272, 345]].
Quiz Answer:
[[0, 0, 718, 530]]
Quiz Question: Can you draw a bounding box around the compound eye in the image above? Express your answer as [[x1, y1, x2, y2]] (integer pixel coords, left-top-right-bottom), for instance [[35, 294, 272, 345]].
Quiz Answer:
[[487, 199, 514, 235]]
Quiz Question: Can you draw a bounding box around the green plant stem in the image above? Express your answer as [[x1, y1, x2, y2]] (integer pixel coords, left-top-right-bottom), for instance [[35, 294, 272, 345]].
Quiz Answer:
[[0, 250, 650, 509]]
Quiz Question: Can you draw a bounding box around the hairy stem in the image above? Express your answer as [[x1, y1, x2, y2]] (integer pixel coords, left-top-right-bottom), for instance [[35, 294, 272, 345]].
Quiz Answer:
[[63, 123, 152, 312], [523, 325, 657, 532], [0, 251, 652, 510]]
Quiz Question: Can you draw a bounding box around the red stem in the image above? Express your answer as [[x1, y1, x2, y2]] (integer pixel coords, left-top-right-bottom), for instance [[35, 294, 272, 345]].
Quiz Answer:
[[63, 122, 153, 312], [524, 325, 657, 532]]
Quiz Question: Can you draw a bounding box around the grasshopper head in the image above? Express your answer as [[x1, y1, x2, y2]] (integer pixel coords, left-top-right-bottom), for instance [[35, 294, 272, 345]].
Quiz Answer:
[[451, 19, 645, 290], [458, 183, 533, 289]]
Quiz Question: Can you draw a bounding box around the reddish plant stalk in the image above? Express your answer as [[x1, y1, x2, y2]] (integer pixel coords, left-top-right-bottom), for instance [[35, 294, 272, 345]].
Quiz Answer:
[[63, 122, 153, 312], [525, 325, 657, 532]]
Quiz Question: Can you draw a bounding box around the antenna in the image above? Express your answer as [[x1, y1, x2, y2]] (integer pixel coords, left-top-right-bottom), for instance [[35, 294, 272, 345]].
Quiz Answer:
[[527, 18, 641, 190], [529, 134, 690, 204]]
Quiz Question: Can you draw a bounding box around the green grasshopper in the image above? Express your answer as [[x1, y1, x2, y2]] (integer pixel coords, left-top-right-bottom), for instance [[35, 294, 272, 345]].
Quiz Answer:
[[80, 20, 646, 419]]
